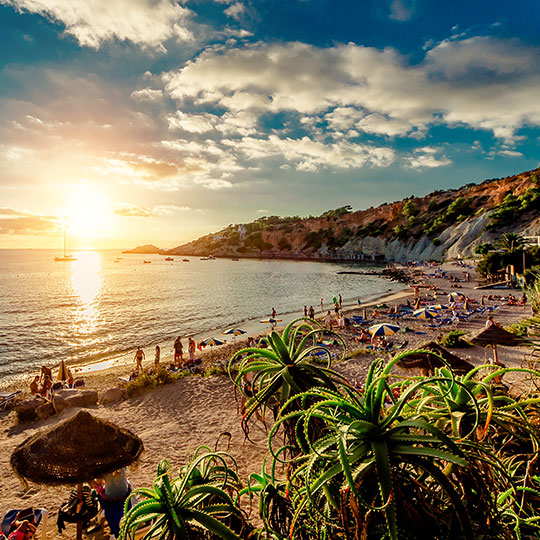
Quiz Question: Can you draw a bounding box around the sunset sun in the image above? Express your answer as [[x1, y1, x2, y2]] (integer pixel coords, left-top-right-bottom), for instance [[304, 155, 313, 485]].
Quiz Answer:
[[64, 186, 114, 241]]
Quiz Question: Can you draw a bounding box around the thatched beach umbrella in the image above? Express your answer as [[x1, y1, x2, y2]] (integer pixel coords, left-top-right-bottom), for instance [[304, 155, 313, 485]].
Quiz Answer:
[[467, 325, 526, 366], [11, 410, 143, 540], [398, 341, 474, 375]]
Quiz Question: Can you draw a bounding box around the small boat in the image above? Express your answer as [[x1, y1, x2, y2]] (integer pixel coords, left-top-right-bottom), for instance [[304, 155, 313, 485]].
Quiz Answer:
[[165, 257, 174, 261], [208, 255, 216, 260], [54, 225, 77, 262], [182, 259, 190, 262], [200, 257, 209, 260], [231, 258, 239, 261], [143, 260, 152, 264]]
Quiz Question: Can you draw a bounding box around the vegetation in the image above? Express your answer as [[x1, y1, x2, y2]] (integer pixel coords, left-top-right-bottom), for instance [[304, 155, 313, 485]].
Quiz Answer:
[[126, 367, 178, 397], [120, 316, 540, 540], [439, 330, 472, 348]]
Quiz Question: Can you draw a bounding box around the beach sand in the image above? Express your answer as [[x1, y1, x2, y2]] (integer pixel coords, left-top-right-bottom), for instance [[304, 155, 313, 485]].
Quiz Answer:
[[0, 261, 536, 539]]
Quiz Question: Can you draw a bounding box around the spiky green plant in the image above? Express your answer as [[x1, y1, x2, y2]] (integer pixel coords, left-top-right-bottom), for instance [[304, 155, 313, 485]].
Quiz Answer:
[[229, 318, 347, 440], [119, 450, 246, 540], [269, 351, 513, 540]]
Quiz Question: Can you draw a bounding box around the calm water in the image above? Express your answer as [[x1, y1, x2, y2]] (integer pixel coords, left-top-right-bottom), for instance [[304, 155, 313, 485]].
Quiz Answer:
[[0, 250, 401, 382]]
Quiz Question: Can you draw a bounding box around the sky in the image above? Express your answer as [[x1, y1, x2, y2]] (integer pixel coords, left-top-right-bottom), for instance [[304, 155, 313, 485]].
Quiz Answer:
[[1, 0, 539, 249]]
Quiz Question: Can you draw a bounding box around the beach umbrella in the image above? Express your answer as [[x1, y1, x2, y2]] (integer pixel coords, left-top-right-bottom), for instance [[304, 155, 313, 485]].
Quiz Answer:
[[413, 307, 438, 319], [449, 292, 464, 301], [368, 323, 401, 336], [57, 359, 68, 382], [427, 304, 448, 310], [466, 325, 527, 366], [398, 342, 474, 375], [222, 328, 246, 336], [199, 337, 224, 347], [11, 410, 143, 540]]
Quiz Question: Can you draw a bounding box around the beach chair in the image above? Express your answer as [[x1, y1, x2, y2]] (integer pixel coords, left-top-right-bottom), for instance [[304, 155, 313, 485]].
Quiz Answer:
[[0, 391, 21, 411], [1, 508, 48, 540]]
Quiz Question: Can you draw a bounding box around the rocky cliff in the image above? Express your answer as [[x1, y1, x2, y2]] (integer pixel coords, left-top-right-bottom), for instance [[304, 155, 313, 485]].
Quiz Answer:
[[166, 167, 540, 262]]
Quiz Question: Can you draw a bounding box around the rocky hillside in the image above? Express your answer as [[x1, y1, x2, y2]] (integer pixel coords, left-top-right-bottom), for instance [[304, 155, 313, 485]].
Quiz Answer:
[[167, 167, 540, 262]]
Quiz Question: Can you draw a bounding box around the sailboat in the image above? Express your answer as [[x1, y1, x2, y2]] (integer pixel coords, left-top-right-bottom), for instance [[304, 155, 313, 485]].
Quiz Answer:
[[54, 225, 77, 261]]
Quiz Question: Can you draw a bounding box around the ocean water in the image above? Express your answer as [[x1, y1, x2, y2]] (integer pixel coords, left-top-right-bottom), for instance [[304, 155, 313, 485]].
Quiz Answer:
[[0, 250, 401, 382]]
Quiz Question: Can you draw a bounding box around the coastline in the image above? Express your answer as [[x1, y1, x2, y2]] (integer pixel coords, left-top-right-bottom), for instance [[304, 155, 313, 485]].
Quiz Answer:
[[1, 260, 536, 540]]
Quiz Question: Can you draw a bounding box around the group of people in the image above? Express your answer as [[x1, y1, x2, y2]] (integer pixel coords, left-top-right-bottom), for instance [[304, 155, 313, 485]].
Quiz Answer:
[[29, 365, 75, 398], [134, 336, 198, 372]]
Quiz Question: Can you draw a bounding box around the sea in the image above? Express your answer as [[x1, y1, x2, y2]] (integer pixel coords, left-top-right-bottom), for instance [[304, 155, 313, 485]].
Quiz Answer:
[[0, 249, 403, 384]]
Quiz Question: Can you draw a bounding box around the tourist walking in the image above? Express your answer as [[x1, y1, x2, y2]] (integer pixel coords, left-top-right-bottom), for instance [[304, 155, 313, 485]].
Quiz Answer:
[[308, 305, 315, 319], [134, 346, 145, 370], [303, 305, 308, 317], [271, 307, 277, 318]]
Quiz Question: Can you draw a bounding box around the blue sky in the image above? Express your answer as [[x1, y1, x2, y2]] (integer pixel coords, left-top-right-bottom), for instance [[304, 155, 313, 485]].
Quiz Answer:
[[1, 0, 539, 248]]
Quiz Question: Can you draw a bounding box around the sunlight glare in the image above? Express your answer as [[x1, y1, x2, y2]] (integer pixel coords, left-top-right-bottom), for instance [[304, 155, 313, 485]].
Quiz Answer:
[[64, 185, 113, 241]]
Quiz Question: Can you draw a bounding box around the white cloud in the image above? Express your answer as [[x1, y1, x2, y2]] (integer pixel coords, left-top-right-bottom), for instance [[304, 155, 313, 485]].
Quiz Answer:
[[405, 147, 452, 169], [3, 0, 193, 49], [162, 37, 540, 141], [131, 89, 164, 102], [224, 2, 246, 21], [232, 135, 395, 171], [389, 0, 415, 22]]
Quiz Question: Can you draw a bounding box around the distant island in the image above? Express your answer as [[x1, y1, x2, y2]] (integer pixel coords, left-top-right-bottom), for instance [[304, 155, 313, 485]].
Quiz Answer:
[[122, 244, 164, 255], [124, 167, 540, 262]]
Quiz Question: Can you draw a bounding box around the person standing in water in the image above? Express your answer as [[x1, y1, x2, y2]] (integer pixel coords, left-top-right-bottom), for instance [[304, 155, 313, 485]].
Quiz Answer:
[[154, 345, 160, 368], [134, 347, 145, 370]]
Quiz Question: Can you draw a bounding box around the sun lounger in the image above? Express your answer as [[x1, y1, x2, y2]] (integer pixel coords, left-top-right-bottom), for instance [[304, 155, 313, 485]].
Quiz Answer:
[[1, 508, 48, 540], [0, 391, 21, 411]]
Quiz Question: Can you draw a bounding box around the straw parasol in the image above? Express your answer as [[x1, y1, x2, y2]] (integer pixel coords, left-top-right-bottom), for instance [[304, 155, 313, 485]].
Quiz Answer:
[[398, 342, 474, 375], [57, 359, 68, 382], [467, 324, 527, 365], [11, 410, 143, 539]]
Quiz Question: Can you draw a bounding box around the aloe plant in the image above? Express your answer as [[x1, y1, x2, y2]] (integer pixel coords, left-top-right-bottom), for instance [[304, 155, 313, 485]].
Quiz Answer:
[[229, 318, 347, 440], [269, 351, 512, 539], [119, 450, 246, 540]]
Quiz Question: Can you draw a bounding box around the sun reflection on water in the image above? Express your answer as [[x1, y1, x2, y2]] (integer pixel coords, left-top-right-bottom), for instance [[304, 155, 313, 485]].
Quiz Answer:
[[70, 251, 103, 336]]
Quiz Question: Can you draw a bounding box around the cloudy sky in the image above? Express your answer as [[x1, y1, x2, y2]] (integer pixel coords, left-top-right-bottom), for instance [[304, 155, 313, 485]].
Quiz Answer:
[[1, 0, 539, 249]]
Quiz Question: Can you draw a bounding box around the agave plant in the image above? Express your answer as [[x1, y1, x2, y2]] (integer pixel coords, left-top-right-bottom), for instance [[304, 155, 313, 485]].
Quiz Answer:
[[229, 317, 347, 440], [119, 449, 246, 540], [269, 351, 511, 540]]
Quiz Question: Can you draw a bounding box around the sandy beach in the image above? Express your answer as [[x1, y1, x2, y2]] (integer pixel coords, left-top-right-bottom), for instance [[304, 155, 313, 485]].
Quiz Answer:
[[0, 260, 536, 539]]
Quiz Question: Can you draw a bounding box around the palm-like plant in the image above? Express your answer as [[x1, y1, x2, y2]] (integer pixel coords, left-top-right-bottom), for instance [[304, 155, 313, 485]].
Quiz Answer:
[[119, 449, 246, 540], [498, 232, 525, 254], [229, 318, 347, 440]]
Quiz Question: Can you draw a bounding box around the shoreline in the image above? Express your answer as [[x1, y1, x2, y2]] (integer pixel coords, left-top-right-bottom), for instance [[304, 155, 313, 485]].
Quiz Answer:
[[0, 278, 408, 391]]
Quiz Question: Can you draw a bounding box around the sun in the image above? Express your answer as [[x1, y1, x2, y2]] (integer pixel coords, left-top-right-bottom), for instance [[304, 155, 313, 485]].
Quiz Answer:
[[64, 185, 114, 241]]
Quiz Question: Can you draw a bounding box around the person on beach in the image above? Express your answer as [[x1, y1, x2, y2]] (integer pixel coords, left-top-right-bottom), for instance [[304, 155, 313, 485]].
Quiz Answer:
[[303, 306, 308, 317], [40, 365, 52, 382], [188, 338, 196, 363], [67, 369, 74, 388], [134, 346, 145, 370], [29, 375, 40, 395], [173, 336, 183, 365], [485, 315, 499, 328], [271, 307, 277, 319], [40, 374, 52, 398], [339, 294, 342, 308], [154, 345, 160, 368], [308, 305, 315, 319], [320, 298, 324, 312], [324, 311, 332, 329]]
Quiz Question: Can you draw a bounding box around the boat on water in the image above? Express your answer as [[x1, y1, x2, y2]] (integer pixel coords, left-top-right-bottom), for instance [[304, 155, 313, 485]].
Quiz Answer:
[[182, 259, 190, 262], [231, 258, 239, 261], [143, 260, 152, 264], [54, 225, 77, 262], [164, 257, 174, 261]]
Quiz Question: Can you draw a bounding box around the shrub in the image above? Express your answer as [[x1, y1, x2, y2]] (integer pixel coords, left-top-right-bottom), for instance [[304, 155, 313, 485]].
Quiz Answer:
[[432, 237, 441, 246], [126, 367, 176, 397], [439, 329, 472, 348]]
